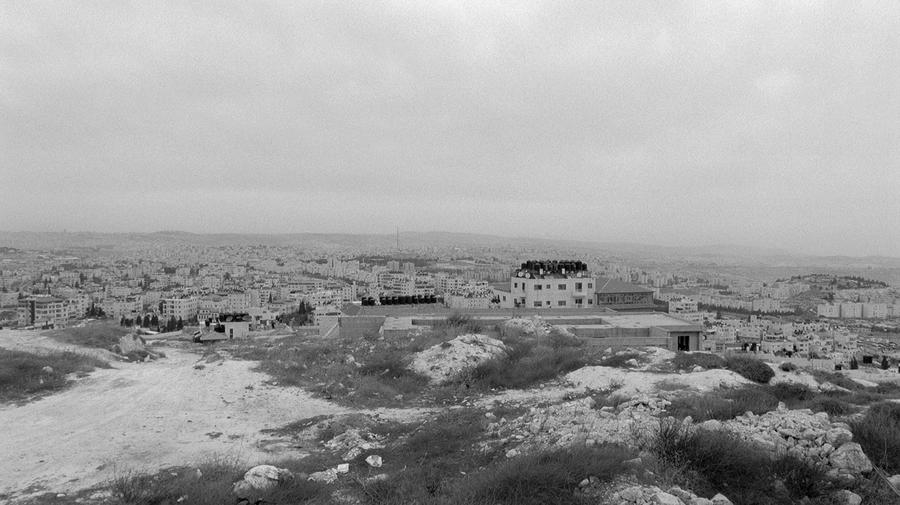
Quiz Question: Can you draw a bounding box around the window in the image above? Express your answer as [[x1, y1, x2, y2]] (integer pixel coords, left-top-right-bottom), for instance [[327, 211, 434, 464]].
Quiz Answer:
[[575, 298, 583, 305], [514, 282, 518, 288], [546, 284, 551, 289], [545, 301, 551, 306], [533, 301, 542, 308], [558, 284, 566, 290], [575, 282, 582, 290], [558, 300, 566, 306], [588, 299, 593, 304], [587, 283, 593, 289], [534, 284, 542, 290]]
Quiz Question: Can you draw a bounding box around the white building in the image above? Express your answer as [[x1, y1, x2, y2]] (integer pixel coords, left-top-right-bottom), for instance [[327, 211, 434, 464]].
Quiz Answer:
[[508, 261, 594, 309]]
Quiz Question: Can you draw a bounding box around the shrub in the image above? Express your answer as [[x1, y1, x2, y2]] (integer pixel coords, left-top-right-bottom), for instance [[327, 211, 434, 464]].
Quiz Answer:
[[673, 352, 725, 371], [806, 396, 856, 417], [769, 382, 816, 404], [725, 355, 775, 383], [780, 362, 797, 372], [44, 322, 130, 349], [850, 402, 900, 473]]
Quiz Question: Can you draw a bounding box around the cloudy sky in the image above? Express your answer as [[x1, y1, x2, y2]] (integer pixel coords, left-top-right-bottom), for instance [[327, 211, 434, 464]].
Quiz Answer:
[[2, 1, 899, 256]]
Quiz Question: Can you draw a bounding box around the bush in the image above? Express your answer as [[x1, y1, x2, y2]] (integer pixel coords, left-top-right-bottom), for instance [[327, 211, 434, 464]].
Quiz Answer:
[[725, 355, 775, 383], [806, 396, 856, 417], [468, 343, 586, 390], [780, 362, 797, 372], [850, 402, 900, 473], [44, 322, 130, 349], [769, 382, 816, 404], [673, 352, 725, 371]]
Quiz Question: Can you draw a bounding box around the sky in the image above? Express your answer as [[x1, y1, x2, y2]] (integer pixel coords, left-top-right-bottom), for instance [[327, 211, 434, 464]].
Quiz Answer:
[[2, 1, 899, 257]]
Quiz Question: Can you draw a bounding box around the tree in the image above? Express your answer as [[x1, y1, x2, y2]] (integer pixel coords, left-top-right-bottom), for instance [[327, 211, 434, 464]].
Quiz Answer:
[[150, 314, 159, 329], [142, 314, 151, 328], [176, 317, 183, 330], [882, 356, 890, 370], [850, 356, 859, 370], [120, 316, 126, 327]]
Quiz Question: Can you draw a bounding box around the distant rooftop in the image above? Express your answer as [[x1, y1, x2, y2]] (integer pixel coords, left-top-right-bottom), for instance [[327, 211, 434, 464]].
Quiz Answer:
[[595, 277, 654, 294]]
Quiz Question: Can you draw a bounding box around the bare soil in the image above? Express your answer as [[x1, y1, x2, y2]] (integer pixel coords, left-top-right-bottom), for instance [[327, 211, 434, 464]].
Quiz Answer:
[[0, 329, 354, 500]]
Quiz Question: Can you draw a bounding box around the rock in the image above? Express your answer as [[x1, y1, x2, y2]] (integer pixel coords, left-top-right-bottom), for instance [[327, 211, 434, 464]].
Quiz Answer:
[[620, 486, 644, 502], [692, 365, 704, 373], [833, 489, 862, 505], [233, 465, 292, 497], [667, 486, 695, 503], [711, 494, 733, 505], [409, 334, 508, 384], [829, 443, 873, 474], [625, 358, 640, 368], [579, 478, 591, 488], [505, 449, 519, 458], [690, 499, 713, 505], [336, 463, 350, 474], [41, 366, 54, 374], [308, 468, 338, 484], [653, 491, 685, 505], [623, 457, 643, 468], [365, 455, 383, 468], [888, 474, 900, 488], [825, 428, 853, 446]]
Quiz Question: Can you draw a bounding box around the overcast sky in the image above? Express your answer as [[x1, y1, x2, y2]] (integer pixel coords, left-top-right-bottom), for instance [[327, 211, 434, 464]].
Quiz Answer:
[[2, 1, 899, 256]]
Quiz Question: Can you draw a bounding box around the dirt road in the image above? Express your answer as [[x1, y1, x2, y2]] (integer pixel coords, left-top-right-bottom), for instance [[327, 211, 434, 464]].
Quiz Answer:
[[0, 330, 352, 499]]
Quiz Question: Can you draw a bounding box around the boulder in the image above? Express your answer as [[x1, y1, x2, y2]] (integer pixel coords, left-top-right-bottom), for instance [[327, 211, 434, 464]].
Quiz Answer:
[[41, 366, 54, 374], [308, 468, 338, 484], [825, 427, 853, 446], [365, 455, 383, 468], [711, 494, 733, 505], [829, 443, 873, 474], [653, 491, 685, 505], [888, 474, 900, 488], [834, 489, 862, 505], [233, 465, 292, 497]]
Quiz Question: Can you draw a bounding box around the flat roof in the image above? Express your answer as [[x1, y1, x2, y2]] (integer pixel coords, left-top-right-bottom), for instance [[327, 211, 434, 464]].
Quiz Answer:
[[599, 313, 702, 330]]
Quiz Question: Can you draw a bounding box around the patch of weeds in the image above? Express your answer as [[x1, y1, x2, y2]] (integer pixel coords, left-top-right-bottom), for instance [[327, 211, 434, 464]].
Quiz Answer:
[[849, 401, 900, 473], [463, 334, 589, 390], [44, 322, 129, 349], [650, 419, 834, 504], [109, 455, 326, 505], [665, 386, 778, 421], [0, 348, 109, 403], [452, 444, 636, 505], [598, 351, 646, 368], [673, 352, 725, 371], [780, 362, 797, 372]]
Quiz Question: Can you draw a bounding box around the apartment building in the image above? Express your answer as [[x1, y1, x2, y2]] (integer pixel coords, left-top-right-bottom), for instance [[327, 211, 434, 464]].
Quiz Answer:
[[508, 260, 594, 309], [161, 296, 199, 321], [17, 295, 69, 327]]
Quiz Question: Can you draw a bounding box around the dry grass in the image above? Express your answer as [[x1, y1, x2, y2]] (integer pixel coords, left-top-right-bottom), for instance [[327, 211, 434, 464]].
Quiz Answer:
[[0, 348, 109, 403]]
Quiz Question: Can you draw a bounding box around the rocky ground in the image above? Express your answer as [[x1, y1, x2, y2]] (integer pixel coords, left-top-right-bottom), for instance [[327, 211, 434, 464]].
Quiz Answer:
[[2, 325, 900, 504]]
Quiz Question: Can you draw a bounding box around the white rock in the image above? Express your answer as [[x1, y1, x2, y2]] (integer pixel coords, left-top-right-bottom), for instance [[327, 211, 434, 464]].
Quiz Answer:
[[653, 491, 685, 505], [233, 465, 292, 497], [829, 442, 873, 474], [335, 463, 350, 474], [308, 468, 338, 484], [711, 493, 733, 505], [365, 455, 383, 468], [888, 474, 900, 488], [835, 489, 862, 505]]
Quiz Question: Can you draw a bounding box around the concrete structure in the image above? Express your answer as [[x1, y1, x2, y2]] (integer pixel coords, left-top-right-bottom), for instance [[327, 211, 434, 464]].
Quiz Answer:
[[509, 260, 595, 309], [218, 312, 251, 339]]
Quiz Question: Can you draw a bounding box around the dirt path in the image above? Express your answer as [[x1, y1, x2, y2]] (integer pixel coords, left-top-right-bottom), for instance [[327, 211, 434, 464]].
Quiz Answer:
[[0, 331, 358, 499]]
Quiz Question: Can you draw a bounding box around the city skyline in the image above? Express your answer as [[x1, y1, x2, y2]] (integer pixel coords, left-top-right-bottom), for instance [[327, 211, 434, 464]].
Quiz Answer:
[[2, 2, 899, 257]]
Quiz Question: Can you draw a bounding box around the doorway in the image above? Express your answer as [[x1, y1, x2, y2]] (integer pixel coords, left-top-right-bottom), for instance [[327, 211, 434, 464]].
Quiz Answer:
[[677, 335, 690, 351]]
